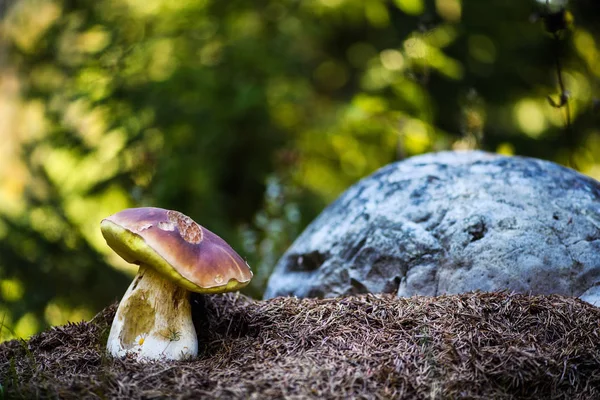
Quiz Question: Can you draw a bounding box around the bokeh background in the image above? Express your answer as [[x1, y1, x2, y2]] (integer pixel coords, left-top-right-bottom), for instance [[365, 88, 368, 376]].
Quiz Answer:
[[0, 0, 599, 341]]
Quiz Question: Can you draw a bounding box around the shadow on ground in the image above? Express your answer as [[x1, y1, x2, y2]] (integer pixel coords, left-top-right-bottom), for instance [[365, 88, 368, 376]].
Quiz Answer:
[[1, 291, 600, 399]]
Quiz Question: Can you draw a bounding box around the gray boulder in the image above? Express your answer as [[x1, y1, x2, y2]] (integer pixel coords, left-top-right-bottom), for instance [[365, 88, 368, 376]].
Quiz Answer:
[[264, 151, 600, 306]]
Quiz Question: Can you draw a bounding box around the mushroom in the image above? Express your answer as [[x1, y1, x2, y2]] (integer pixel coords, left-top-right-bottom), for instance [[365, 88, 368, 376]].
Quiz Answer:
[[100, 207, 252, 361]]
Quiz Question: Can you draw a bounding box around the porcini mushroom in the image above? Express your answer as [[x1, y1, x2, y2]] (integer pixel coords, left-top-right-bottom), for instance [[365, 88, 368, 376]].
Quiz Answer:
[[100, 207, 252, 361]]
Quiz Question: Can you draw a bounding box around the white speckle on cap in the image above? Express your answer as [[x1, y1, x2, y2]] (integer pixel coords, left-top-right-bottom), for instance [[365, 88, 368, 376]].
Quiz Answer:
[[158, 221, 176, 231], [214, 274, 224, 284]]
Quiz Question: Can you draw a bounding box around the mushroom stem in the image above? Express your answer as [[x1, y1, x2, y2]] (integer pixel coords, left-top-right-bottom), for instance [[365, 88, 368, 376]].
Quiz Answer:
[[106, 264, 198, 361]]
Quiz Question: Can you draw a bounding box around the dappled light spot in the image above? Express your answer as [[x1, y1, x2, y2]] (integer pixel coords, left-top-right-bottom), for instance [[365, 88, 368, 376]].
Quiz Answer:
[[19, 100, 46, 143], [401, 119, 431, 154], [65, 185, 132, 256], [433, 56, 464, 79], [63, 100, 108, 148], [332, 134, 368, 176], [427, 25, 459, 48], [362, 64, 394, 90], [402, 26, 463, 80], [352, 94, 388, 114], [578, 132, 600, 181], [380, 49, 405, 71], [68, 308, 94, 325], [514, 99, 547, 138], [44, 302, 67, 327], [562, 70, 592, 104], [393, 0, 425, 15], [77, 26, 111, 54], [4, 0, 61, 53], [496, 142, 515, 156], [571, 134, 600, 181], [392, 79, 429, 111], [365, 1, 390, 27], [14, 312, 39, 339], [0, 279, 24, 302], [76, 68, 112, 101], [300, 160, 348, 202], [149, 39, 178, 82], [43, 147, 80, 193], [573, 29, 600, 77], [124, 0, 200, 17], [586, 164, 600, 181], [436, 0, 462, 22], [44, 301, 94, 327], [572, 149, 596, 174], [404, 37, 428, 59]]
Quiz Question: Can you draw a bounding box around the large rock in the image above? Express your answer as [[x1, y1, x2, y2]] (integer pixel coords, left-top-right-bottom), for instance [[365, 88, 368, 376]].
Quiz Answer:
[[264, 151, 600, 305]]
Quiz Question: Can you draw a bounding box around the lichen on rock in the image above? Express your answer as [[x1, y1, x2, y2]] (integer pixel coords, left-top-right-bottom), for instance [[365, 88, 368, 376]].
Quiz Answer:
[[265, 151, 600, 305]]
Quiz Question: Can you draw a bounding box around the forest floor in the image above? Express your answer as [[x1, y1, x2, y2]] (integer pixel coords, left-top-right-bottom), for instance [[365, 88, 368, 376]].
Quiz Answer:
[[1, 291, 600, 399]]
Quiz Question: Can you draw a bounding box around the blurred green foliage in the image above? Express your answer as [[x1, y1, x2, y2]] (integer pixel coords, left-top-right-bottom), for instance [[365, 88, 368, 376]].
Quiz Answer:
[[0, 0, 599, 340]]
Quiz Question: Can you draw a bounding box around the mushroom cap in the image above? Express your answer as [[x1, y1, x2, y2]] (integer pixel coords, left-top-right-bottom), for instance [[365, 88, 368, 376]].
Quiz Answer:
[[101, 207, 253, 293]]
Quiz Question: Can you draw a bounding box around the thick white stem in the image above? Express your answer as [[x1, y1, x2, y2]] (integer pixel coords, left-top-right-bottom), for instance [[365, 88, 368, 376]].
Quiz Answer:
[[106, 265, 198, 361]]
